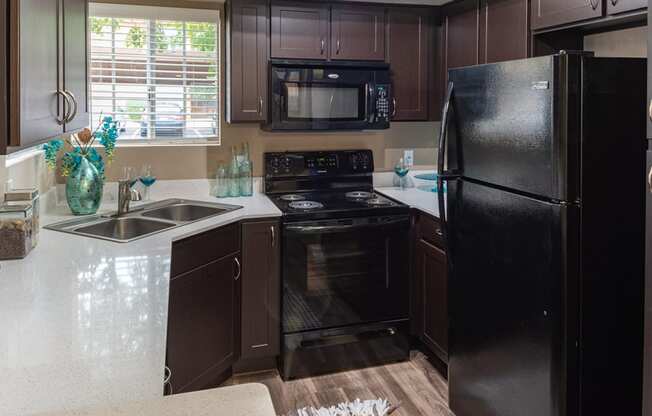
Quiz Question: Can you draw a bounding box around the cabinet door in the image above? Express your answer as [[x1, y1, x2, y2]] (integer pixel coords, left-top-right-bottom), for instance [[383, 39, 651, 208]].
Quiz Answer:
[[271, 1, 330, 60], [531, 0, 603, 30], [331, 5, 385, 61], [63, 0, 89, 132], [10, 0, 63, 148], [649, 7, 652, 139], [229, 0, 269, 122], [645, 151, 652, 416], [444, 2, 480, 78], [240, 221, 280, 360], [1, 0, 7, 154], [387, 8, 429, 121], [608, 0, 647, 15], [166, 253, 240, 394], [416, 237, 448, 361], [479, 0, 530, 64]]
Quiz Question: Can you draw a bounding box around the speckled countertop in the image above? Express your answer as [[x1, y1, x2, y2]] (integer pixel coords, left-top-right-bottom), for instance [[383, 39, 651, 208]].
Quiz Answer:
[[374, 170, 442, 218], [0, 180, 281, 416], [37, 384, 276, 416]]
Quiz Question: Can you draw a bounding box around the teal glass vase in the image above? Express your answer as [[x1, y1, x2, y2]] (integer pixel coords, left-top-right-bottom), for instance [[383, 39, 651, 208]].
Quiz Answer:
[[66, 156, 104, 215]]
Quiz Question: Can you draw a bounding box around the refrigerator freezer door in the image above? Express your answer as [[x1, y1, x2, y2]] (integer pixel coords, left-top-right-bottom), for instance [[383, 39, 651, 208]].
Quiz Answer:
[[447, 179, 579, 416], [447, 54, 579, 201]]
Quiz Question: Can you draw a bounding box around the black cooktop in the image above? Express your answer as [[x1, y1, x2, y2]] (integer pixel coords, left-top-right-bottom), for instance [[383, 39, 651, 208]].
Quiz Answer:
[[269, 189, 408, 221], [265, 150, 409, 221]]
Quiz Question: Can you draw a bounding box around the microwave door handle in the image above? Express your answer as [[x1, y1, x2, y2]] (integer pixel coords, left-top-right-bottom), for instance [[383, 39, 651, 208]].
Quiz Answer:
[[365, 83, 374, 122]]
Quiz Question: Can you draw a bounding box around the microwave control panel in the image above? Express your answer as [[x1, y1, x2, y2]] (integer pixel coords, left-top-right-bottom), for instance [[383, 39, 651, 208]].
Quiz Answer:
[[375, 85, 391, 122]]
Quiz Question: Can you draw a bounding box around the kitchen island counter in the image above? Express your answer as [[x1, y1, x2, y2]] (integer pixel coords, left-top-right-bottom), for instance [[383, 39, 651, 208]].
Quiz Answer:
[[0, 180, 281, 416]]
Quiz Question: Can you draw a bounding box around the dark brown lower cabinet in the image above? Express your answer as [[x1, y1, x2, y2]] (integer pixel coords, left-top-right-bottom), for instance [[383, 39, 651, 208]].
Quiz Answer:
[[166, 225, 241, 395], [239, 220, 280, 364], [412, 212, 448, 363]]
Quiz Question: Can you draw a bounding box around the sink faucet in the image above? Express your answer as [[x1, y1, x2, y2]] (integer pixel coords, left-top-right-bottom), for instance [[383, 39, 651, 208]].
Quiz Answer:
[[117, 180, 142, 216]]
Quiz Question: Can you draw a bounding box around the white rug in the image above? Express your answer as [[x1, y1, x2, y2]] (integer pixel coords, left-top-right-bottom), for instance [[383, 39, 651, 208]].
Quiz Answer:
[[290, 398, 398, 416]]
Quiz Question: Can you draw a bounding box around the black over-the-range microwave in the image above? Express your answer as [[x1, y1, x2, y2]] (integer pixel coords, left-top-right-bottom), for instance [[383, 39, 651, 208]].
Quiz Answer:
[[265, 60, 392, 131]]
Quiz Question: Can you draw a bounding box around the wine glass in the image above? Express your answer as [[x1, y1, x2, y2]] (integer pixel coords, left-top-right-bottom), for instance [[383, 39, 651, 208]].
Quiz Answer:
[[139, 164, 157, 201], [394, 158, 410, 190]]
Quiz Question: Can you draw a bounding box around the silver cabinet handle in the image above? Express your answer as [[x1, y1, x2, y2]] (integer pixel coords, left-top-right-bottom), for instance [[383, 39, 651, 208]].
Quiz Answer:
[[65, 90, 78, 123], [270, 225, 275, 247], [648, 167, 652, 193], [336, 40, 341, 55], [258, 97, 264, 116], [234, 257, 241, 280], [392, 98, 397, 117], [55, 90, 72, 125], [435, 228, 443, 237], [320, 39, 325, 55], [648, 100, 652, 122]]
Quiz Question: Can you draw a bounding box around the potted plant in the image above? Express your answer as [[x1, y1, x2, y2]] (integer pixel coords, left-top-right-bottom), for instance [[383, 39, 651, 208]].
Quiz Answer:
[[44, 116, 119, 215]]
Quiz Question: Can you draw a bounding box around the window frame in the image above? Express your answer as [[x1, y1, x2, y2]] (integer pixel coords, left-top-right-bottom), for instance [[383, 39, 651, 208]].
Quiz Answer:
[[88, 3, 222, 147]]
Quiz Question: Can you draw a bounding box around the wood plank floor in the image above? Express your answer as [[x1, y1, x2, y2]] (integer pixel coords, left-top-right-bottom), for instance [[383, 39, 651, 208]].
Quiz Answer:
[[224, 352, 453, 416]]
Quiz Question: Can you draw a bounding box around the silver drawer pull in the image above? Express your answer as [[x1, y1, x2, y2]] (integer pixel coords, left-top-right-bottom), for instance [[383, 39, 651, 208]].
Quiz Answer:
[[251, 343, 269, 349], [435, 228, 443, 237]]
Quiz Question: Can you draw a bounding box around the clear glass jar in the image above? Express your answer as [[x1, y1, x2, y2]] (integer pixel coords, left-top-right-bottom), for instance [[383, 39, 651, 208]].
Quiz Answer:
[[5, 188, 39, 247], [0, 204, 34, 260]]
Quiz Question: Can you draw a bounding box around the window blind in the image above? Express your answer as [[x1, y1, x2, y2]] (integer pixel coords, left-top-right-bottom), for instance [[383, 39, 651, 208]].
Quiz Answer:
[[89, 4, 220, 142]]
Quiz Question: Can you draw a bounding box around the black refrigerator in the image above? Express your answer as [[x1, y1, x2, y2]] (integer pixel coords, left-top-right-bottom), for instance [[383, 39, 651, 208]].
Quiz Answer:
[[437, 52, 646, 416]]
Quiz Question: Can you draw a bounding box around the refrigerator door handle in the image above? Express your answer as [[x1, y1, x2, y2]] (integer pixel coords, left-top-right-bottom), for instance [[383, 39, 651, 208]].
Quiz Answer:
[[437, 82, 455, 249]]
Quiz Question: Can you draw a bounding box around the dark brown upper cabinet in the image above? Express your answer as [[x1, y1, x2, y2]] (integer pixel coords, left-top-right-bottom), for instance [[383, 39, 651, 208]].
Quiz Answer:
[[387, 8, 430, 120], [228, 0, 269, 123], [271, 1, 330, 60], [331, 5, 385, 61], [444, 1, 480, 77], [479, 0, 530, 64], [8, 0, 89, 152], [240, 221, 280, 361], [531, 0, 604, 31], [607, 0, 647, 15]]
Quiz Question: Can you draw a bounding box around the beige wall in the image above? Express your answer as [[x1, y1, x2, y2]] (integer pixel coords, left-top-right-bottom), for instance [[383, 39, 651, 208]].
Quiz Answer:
[[584, 26, 647, 58]]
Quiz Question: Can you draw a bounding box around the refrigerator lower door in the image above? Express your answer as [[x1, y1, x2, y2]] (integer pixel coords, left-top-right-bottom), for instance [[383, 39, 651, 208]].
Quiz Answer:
[[447, 179, 579, 416]]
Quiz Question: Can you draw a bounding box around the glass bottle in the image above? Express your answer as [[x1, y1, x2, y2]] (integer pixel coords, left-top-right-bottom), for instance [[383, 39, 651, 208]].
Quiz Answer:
[[228, 146, 240, 197], [215, 164, 229, 198], [238, 143, 252, 197]]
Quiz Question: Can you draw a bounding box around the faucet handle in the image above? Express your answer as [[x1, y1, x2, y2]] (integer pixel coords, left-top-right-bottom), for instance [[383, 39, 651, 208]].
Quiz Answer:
[[130, 187, 142, 202]]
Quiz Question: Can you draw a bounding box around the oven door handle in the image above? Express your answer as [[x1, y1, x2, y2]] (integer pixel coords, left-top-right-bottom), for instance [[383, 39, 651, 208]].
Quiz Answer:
[[285, 219, 408, 234]]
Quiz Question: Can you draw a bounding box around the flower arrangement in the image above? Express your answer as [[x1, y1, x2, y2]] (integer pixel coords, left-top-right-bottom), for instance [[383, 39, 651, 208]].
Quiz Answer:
[[43, 116, 119, 178]]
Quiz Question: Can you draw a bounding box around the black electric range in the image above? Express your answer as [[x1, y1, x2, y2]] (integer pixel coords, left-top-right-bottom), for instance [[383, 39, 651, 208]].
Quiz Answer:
[[265, 150, 411, 380]]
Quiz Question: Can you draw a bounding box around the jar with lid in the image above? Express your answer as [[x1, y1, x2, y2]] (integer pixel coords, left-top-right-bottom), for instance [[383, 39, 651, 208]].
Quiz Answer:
[[0, 204, 34, 260], [5, 188, 39, 247]]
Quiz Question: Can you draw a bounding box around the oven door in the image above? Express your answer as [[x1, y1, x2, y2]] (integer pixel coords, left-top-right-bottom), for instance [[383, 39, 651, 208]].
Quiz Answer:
[[269, 65, 377, 130], [282, 216, 410, 334]]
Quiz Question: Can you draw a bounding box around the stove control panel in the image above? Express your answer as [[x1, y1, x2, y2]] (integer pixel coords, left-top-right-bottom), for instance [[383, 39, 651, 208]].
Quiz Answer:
[[265, 150, 374, 177]]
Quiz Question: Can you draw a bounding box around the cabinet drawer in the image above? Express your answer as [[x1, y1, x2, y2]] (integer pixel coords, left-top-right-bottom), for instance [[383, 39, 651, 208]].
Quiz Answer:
[[171, 223, 240, 277], [417, 212, 445, 248]]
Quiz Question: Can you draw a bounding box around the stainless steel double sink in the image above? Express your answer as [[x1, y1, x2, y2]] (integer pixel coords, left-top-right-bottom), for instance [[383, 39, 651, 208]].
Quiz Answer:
[[45, 199, 242, 243]]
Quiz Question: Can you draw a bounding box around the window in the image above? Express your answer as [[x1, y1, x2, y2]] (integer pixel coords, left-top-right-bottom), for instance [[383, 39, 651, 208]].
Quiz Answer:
[[89, 4, 220, 143]]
